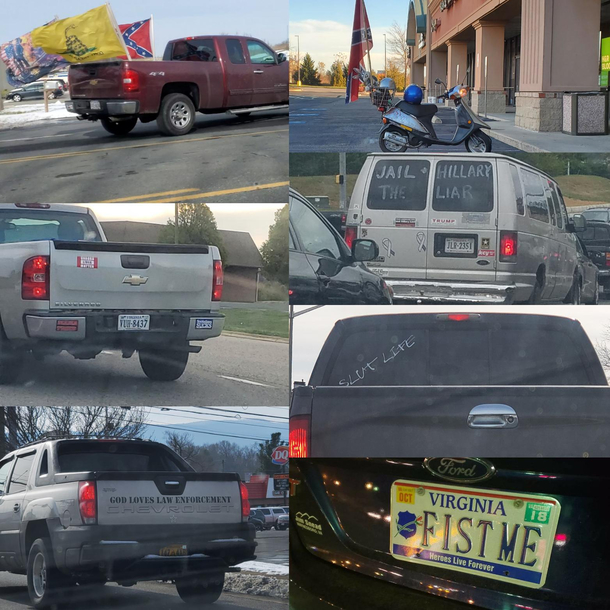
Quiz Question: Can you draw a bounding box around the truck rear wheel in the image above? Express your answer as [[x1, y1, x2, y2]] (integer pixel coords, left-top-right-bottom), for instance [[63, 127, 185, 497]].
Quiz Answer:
[[0, 329, 23, 384], [100, 117, 138, 136], [139, 349, 189, 381], [176, 573, 224, 605], [27, 537, 69, 608], [157, 93, 196, 136]]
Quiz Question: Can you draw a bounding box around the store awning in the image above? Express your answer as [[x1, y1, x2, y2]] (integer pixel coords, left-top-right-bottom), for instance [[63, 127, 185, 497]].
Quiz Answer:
[[406, 0, 427, 46]]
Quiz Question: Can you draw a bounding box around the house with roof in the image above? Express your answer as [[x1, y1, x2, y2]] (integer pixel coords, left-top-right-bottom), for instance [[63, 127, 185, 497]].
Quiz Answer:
[[101, 221, 263, 303]]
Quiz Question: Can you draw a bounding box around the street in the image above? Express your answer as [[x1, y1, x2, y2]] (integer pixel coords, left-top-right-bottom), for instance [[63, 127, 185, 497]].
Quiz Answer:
[[0, 335, 288, 406], [289, 87, 518, 153], [0, 109, 288, 203]]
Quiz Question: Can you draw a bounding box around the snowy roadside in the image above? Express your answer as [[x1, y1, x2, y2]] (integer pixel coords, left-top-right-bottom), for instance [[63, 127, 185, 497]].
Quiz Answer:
[[0, 101, 74, 130]]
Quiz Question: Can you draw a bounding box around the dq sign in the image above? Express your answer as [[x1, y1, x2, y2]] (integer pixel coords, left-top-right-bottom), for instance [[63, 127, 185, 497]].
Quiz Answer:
[[271, 446, 289, 466]]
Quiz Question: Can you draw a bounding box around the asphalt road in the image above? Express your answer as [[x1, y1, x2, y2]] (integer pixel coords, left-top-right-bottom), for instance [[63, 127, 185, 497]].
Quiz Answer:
[[254, 529, 289, 565], [0, 110, 288, 203], [289, 87, 518, 153], [0, 575, 287, 610], [0, 335, 288, 406]]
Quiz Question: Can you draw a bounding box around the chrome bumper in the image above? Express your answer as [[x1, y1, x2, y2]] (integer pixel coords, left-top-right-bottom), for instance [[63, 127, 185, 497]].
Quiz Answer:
[[386, 279, 517, 304]]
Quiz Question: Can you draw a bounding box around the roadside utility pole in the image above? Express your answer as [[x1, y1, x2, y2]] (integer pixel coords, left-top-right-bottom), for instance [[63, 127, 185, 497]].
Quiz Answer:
[[175, 203, 179, 244], [296, 35, 301, 86], [339, 153, 347, 210]]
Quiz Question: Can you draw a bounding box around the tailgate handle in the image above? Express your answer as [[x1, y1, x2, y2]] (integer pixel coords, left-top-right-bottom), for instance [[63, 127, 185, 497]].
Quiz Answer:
[[468, 404, 518, 429], [121, 255, 150, 269], [165, 481, 181, 486]]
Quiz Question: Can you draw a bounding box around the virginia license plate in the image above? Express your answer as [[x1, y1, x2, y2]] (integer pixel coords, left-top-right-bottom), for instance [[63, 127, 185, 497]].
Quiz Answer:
[[159, 544, 188, 557], [445, 238, 475, 254], [390, 479, 561, 589], [90, 100, 101, 110], [118, 315, 150, 331]]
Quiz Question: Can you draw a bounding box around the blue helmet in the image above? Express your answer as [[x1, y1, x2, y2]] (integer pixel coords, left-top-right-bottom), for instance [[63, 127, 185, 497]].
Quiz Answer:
[[404, 84, 423, 104]]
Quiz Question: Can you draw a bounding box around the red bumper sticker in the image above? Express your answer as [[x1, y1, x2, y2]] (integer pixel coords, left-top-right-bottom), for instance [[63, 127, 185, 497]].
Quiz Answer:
[[478, 249, 496, 258], [56, 320, 79, 332], [77, 256, 98, 269]]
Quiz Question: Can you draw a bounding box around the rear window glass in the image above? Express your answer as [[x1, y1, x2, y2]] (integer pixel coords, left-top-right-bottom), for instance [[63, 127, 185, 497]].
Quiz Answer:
[[0, 210, 102, 244], [324, 326, 591, 386], [226, 39, 246, 64], [57, 443, 188, 472], [509, 164, 525, 215], [432, 161, 494, 212], [521, 169, 549, 223], [366, 160, 430, 210], [582, 226, 610, 241], [582, 210, 610, 222], [171, 38, 217, 62]]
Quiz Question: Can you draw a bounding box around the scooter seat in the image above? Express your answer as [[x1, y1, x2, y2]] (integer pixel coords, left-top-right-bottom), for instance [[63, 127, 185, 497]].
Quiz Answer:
[[396, 100, 438, 118]]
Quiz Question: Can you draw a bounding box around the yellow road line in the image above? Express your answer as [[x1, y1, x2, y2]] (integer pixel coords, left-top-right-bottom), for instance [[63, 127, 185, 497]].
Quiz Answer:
[[99, 189, 200, 203], [0, 128, 289, 166], [138, 181, 290, 203]]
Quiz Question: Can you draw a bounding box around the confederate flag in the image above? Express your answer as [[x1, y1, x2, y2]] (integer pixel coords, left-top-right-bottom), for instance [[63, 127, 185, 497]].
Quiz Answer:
[[345, 0, 373, 103], [119, 19, 154, 59]]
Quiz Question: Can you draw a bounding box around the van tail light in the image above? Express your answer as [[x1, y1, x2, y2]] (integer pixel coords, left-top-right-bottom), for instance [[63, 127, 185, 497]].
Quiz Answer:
[[122, 68, 140, 93], [500, 231, 518, 262], [78, 481, 97, 525], [290, 415, 311, 458], [344, 226, 357, 249], [212, 259, 224, 301], [22, 256, 50, 300], [240, 482, 250, 520]]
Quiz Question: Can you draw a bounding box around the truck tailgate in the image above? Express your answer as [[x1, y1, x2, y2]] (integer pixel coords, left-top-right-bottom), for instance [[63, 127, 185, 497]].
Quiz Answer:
[[49, 242, 214, 310], [69, 61, 125, 98], [96, 472, 242, 526]]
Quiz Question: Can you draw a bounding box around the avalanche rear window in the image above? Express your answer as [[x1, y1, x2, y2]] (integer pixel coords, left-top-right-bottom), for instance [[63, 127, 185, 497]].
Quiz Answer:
[[0, 210, 102, 244], [323, 324, 592, 386], [366, 159, 430, 210], [57, 442, 188, 472], [432, 160, 494, 212]]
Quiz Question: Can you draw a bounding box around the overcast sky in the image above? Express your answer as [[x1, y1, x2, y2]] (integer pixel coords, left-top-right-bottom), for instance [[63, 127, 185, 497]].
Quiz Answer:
[[0, 1, 288, 52], [292, 305, 610, 383], [74, 203, 283, 247]]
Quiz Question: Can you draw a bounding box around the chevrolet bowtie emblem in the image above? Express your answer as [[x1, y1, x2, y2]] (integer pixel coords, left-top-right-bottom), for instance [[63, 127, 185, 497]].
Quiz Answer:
[[122, 275, 149, 286]]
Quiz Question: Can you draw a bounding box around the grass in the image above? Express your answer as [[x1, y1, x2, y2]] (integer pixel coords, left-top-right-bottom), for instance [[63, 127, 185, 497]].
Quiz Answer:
[[289, 175, 359, 208], [258, 281, 288, 302], [223, 309, 288, 339], [554, 175, 610, 205]]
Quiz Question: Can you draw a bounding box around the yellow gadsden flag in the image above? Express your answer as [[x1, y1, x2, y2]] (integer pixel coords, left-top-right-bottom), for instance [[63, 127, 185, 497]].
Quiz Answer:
[[31, 5, 128, 63]]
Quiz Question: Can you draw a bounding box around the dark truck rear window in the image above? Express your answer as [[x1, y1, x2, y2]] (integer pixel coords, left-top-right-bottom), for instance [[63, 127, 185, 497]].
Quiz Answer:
[[57, 442, 188, 472], [322, 318, 597, 386]]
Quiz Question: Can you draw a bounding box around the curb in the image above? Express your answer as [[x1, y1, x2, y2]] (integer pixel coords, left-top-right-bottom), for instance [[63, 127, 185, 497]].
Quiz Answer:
[[222, 331, 289, 343], [483, 128, 549, 153]]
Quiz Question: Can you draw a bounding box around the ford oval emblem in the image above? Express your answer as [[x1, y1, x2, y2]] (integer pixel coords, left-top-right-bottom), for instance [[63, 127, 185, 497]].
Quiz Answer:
[[423, 458, 495, 483]]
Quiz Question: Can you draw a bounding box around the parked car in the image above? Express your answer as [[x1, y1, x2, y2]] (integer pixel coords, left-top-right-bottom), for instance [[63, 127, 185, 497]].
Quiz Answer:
[[66, 36, 289, 136], [289, 312, 610, 458], [0, 203, 225, 383], [277, 513, 289, 530], [6, 82, 63, 102], [0, 437, 255, 608], [249, 510, 266, 531], [250, 507, 277, 529], [578, 219, 610, 297], [344, 153, 587, 304], [290, 457, 609, 610], [289, 189, 393, 305], [574, 235, 599, 303]]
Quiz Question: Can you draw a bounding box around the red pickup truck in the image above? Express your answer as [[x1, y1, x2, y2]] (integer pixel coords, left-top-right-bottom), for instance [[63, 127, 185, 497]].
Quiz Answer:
[[66, 35, 289, 136]]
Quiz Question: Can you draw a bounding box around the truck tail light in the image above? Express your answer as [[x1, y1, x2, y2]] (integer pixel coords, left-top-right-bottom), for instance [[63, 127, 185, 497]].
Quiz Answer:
[[212, 260, 224, 301], [22, 256, 50, 300], [344, 226, 357, 249], [240, 482, 250, 520], [605, 252, 610, 268], [78, 481, 97, 525], [122, 68, 140, 93], [290, 415, 311, 458], [500, 231, 518, 261]]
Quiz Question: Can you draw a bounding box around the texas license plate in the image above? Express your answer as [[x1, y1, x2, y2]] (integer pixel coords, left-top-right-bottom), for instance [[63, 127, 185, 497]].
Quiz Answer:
[[390, 479, 561, 589], [90, 100, 101, 110], [445, 238, 475, 254], [118, 315, 150, 331], [159, 544, 188, 557]]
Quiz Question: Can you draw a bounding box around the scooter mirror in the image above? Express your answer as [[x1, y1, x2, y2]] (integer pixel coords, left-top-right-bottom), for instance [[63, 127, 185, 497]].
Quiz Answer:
[[434, 78, 442, 84]]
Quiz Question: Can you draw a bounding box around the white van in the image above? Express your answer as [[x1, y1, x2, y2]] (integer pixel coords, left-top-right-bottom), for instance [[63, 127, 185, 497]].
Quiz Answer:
[[344, 153, 586, 304]]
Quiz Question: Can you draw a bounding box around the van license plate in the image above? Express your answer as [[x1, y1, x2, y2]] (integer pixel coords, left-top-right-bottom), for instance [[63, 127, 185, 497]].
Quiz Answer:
[[159, 544, 188, 557], [118, 315, 150, 331], [390, 479, 561, 589], [445, 238, 475, 254]]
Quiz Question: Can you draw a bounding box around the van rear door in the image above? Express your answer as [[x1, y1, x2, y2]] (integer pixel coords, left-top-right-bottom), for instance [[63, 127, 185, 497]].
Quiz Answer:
[[426, 157, 499, 283], [361, 157, 432, 280]]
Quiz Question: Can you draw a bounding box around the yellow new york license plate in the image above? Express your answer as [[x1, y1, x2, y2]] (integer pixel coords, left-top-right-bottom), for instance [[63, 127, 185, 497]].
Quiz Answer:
[[159, 544, 188, 557], [390, 480, 561, 589]]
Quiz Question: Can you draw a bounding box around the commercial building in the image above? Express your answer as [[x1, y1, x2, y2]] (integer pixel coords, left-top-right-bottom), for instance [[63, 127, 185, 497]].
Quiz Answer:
[[407, 0, 610, 132]]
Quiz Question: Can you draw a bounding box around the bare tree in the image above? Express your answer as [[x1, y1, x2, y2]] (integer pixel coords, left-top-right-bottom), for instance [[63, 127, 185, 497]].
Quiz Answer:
[[596, 326, 610, 376], [165, 432, 199, 465], [387, 21, 410, 91]]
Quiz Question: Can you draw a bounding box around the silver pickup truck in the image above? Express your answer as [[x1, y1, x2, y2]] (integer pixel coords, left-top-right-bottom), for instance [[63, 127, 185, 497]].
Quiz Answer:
[[0, 437, 256, 608], [0, 203, 225, 382]]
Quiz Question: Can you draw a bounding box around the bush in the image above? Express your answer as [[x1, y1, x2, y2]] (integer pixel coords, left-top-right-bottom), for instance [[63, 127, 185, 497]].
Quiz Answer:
[[258, 281, 288, 301]]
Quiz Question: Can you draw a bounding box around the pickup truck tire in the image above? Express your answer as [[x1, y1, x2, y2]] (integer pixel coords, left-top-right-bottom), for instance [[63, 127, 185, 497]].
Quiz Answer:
[[100, 117, 138, 136], [139, 348, 189, 381], [175, 573, 224, 605], [27, 537, 70, 608], [0, 329, 23, 384], [157, 93, 196, 136]]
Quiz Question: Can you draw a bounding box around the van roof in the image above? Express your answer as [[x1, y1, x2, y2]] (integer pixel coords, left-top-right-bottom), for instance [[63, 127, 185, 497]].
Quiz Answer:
[[364, 153, 557, 184], [0, 203, 93, 215]]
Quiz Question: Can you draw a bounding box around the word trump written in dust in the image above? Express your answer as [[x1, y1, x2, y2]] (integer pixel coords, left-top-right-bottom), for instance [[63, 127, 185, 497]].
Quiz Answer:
[[339, 335, 416, 386]]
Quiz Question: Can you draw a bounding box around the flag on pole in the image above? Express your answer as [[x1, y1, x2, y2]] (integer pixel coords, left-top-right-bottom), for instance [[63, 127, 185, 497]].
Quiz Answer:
[[31, 4, 128, 63], [1, 25, 68, 87], [119, 19, 154, 59], [345, 0, 373, 103]]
